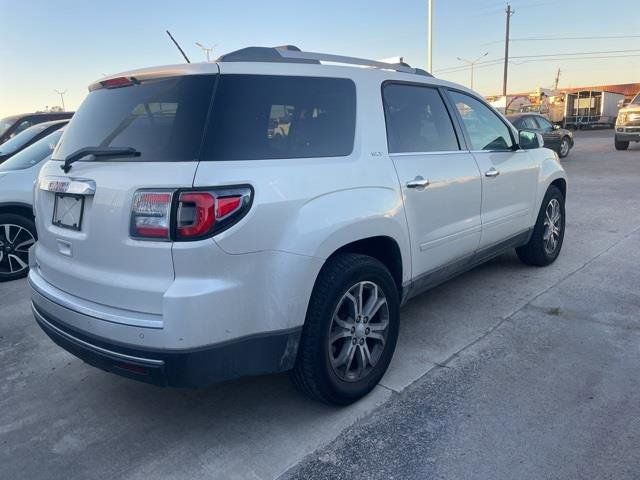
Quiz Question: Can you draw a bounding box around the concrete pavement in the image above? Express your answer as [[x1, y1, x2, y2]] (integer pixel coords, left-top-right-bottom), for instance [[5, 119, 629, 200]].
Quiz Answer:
[[1, 130, 639, 479], [284, 228, 640, 480]]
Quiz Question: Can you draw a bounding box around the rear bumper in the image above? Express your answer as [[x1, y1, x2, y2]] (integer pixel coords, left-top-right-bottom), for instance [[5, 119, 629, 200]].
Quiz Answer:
[[31, 292, 301, 388]]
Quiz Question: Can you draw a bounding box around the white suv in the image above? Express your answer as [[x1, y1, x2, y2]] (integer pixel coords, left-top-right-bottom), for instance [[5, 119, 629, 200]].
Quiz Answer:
[[30, 46, 567, 404]]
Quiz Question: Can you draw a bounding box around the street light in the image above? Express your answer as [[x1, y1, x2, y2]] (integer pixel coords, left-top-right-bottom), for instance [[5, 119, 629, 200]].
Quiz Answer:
[[54, 89, 67, 111], [456, 52, 488, 90], [195, 42, 217, 62]]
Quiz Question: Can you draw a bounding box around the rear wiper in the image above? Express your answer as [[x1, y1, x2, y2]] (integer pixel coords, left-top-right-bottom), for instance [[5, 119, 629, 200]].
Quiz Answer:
[[61, 147, 141, 173]]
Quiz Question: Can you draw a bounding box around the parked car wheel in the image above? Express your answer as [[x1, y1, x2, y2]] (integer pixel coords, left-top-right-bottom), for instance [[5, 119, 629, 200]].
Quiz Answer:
[[0, 213, 36, 281], [559, 136, 571, 158], [516, 185, 565, 267], [290, 253, 399, 405], [614, 138, 629, 151]]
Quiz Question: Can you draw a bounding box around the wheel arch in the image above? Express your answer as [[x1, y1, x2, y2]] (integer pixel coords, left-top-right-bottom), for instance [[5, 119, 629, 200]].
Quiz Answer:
[[329, 235, 404, 296], [550, 177, 566, 200], [0, 202, 34, 220]]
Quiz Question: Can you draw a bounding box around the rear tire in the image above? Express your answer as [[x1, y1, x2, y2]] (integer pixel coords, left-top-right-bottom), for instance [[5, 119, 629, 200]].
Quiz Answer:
[[516, 185, 565, 267], [290, 253, 399, 405], [0, 213, 36, 282], [614, 138, 629, 151]]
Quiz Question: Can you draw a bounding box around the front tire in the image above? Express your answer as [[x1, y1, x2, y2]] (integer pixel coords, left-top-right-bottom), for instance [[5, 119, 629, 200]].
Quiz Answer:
[[614, 138, 629, 151], [290, 253, 400, 405], [558, 136, 571, 158], [0, 213, 37, 282], [516, 185, 565, 267]]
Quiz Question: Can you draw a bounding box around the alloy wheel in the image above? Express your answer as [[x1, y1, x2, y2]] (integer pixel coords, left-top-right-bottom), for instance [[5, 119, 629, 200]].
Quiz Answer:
[[543, 199, 562, 255], [0, 224, 35, 276], [328, 281, 390, 382], [560, 139, 569, 157]]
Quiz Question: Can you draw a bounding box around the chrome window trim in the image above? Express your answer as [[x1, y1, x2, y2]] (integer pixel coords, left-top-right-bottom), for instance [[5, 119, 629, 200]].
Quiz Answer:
[[468, 149, 527, 154], [390, 148, 527, 156], [389, 150, 468, 157]]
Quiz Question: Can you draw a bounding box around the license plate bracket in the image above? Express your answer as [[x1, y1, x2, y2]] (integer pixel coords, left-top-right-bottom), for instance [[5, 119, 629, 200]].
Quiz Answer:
[[52, 193, 85, 231]]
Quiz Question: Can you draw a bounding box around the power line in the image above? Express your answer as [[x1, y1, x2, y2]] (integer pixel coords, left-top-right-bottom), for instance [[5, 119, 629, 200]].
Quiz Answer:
[[512, 53, 640, 64], [480, 33, 640, 46], [435, 53, 640, 77], [515, 34, 640, 41], [434, 48, 640, 74], [511, 48, 640, 59]]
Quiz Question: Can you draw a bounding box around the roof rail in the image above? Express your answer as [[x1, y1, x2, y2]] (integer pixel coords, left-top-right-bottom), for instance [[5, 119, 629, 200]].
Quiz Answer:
[[216, 45, 433, 77]]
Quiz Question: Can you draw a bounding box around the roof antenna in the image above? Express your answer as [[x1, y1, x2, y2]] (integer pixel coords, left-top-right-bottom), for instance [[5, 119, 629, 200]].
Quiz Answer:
[[166, 30, 190, 63]]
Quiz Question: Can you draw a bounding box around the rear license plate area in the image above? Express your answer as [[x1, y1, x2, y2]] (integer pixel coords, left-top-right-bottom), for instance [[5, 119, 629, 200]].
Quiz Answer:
[[52, 193, 85, 231]]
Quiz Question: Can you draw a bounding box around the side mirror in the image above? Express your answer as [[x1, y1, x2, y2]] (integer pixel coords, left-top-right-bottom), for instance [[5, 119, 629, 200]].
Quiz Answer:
[[519, 130, 544, 149], [552, 124, 560, 130]]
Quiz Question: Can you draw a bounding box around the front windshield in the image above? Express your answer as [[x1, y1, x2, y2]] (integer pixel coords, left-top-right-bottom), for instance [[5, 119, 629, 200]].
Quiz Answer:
[[0, 129, 63, 172], [0, 115, 19, 139], [0, 123, 50, 155], [631, 92, 640, 105]]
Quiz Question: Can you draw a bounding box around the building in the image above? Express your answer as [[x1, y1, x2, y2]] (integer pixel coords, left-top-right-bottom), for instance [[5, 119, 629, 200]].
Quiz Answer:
[[559, 83, 639, 102]]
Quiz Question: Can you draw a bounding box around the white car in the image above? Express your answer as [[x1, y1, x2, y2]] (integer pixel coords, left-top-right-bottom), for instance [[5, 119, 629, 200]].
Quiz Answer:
[[30, 46, 567, 404], [0, 128, 64, 281]]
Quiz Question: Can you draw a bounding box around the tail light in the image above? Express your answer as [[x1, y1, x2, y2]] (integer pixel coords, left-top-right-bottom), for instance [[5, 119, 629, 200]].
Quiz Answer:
[[130, 186, 252, 241], [130, 191, 173, 240]]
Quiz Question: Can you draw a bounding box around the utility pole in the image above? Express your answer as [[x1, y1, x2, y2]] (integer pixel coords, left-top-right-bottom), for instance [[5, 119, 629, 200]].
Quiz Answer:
[[553, 68, 561, 91], [456, 52, 488, 89], [54, 89, 67, 111], [427, 0, 433, 72], [195, 42, 217, 62], [502, 3, 514, 96]]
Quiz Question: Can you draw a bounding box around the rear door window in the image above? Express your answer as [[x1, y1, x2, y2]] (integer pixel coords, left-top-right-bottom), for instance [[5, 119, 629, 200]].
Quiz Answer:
[[382, 83, 459, 153], [202, 75, 356, 160], [519, 117, 538, 130], [52, 75, 216, 162], [534, 116, 553, 131]]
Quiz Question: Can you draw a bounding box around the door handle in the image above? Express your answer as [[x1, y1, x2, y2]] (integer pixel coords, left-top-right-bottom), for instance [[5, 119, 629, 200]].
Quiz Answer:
[[484, 168, 500, 178], [406, 176, 430, 189]]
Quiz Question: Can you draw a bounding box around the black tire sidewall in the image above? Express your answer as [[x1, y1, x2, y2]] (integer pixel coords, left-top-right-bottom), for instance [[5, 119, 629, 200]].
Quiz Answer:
[[614, 139, 629, 150], [0, 213, 36, 281], [536, 187, 565, 263], [309, 256, 399, 404], [559, 137, 570, 158]]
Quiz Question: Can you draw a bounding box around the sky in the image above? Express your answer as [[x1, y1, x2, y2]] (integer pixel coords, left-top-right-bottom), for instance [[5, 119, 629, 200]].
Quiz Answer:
[[1, 0, 638, 117]]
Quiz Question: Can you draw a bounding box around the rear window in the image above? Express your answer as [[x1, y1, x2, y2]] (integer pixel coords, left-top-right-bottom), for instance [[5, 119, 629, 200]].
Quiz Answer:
[[52, 75, 216, 162], [202, 75, 356, 160]]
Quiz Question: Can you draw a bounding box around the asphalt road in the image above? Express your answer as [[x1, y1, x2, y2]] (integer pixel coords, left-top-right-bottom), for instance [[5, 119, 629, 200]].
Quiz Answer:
[[1, 130, 639, 480]]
